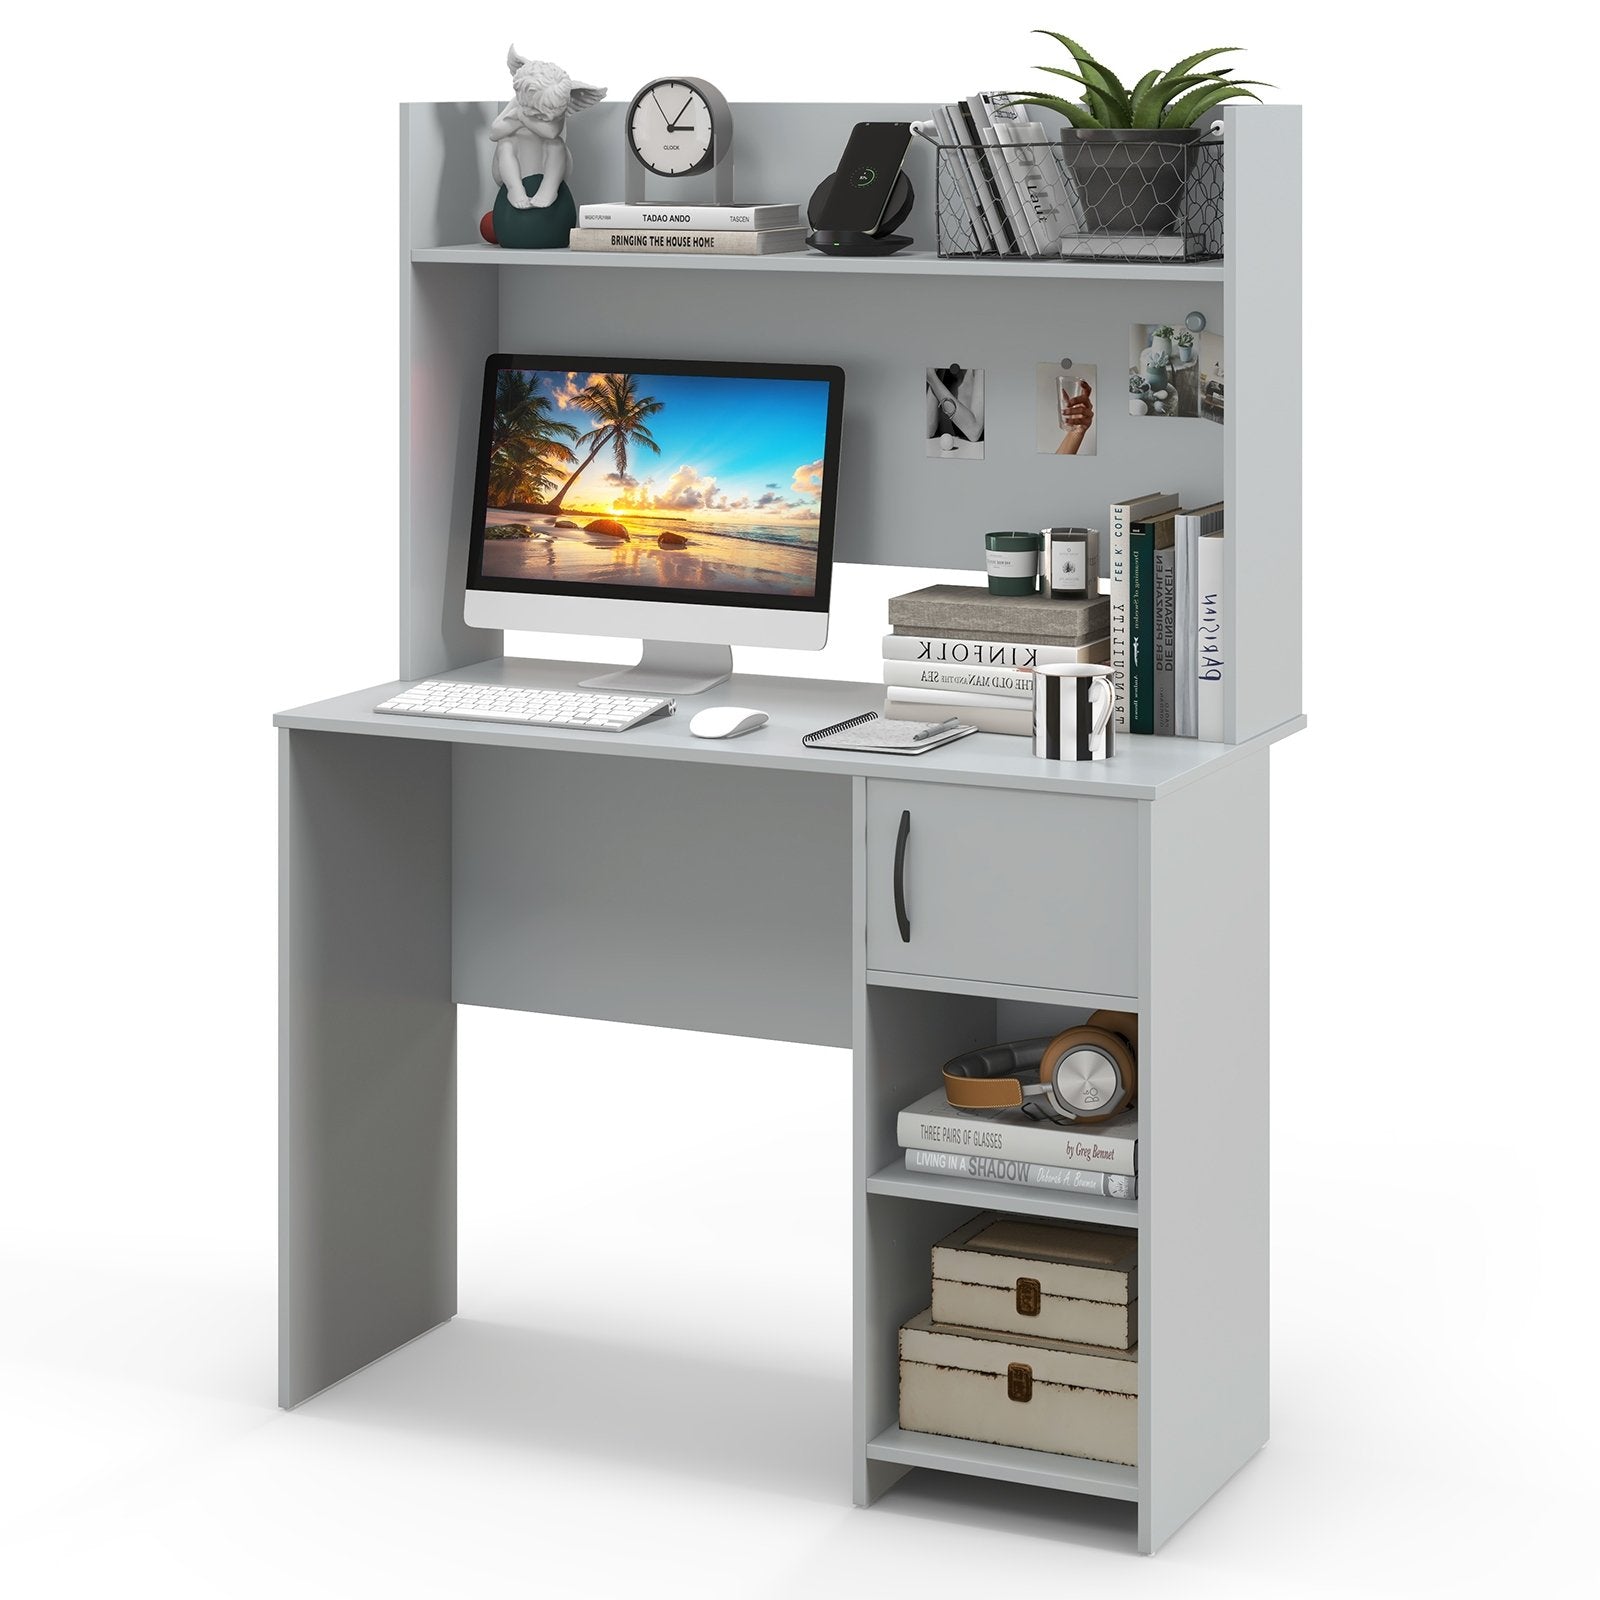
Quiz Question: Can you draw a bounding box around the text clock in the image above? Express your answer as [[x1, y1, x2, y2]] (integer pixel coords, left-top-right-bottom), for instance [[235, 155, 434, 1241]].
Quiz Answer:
[[624, 77, 734, 203]]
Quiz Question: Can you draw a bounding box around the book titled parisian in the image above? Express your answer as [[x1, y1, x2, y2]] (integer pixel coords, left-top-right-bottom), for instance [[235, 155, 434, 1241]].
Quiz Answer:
[[576, 202, 801, 231], [897, 1088, 1137, 1174], [567, 226, 807, 256]]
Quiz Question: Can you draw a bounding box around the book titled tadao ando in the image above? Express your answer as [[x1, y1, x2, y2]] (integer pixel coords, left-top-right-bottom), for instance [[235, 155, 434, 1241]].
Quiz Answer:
[[576, 202, 800, 231]]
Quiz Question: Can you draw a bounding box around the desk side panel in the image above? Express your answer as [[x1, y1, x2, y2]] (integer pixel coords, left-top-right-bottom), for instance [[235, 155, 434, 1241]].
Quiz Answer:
[[279, 729, 456, 1406], [452, 747, 853, 1046], [1138, 749, 1270, 1550], [1223, 105, 1302, 743], [401, 104, 503, 677]]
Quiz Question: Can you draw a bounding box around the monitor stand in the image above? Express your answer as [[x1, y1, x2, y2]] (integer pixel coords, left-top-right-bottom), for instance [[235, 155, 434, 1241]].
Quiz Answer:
[[578, 641, 733, 696]]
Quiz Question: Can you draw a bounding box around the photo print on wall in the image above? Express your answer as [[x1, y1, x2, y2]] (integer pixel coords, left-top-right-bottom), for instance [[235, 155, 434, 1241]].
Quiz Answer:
[[1035, 359, 1098, 455], [926, 364, 986, 459], [1128, 320, 1225, 423]]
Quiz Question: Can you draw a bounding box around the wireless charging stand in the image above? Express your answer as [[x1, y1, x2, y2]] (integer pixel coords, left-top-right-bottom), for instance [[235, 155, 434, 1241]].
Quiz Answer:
[[805, 171, 914, 257]]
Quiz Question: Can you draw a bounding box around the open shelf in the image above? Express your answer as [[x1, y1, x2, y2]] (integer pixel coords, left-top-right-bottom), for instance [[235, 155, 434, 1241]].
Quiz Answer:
[[868, 1156, 1137, 1227], [411, 242, 1224, 282], [868, 1426, 1139, 1500]]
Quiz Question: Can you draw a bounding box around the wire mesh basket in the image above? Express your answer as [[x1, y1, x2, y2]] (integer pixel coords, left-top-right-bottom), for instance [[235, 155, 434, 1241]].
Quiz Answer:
[[935, 133, 1223, 265]]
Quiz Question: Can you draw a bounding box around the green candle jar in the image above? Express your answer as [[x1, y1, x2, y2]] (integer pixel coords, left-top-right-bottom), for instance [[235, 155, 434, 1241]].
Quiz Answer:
[[985, 531, 1042, 596]]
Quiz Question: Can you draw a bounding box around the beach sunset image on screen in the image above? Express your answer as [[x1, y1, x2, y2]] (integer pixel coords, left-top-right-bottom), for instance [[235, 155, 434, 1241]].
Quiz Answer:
[[480, 367, 834, 598]]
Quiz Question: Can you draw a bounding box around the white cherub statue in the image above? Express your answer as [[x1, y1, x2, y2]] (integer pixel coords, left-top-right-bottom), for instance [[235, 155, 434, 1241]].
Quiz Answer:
[[491, 50, 606, 209]]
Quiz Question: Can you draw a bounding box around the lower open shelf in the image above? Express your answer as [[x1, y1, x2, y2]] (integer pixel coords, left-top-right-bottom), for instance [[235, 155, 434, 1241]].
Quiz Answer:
[[868, 1426, 1139, 1500], [867, 1157, 1138, 1228]]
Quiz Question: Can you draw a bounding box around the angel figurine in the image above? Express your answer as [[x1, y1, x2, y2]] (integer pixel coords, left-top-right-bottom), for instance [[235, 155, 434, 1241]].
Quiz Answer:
[[491, 50, 606, 209]]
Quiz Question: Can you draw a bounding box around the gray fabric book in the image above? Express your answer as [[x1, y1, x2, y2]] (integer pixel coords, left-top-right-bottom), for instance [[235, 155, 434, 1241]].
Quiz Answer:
[[888, 584, 1110, 645]]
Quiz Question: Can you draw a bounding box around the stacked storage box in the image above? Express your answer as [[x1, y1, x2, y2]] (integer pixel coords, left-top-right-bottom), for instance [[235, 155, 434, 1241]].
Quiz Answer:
[[898, 1213, 1138, 1466]]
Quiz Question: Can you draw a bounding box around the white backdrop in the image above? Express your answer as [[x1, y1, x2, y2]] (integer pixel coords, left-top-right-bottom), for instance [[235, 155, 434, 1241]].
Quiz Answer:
[[2, 3, 1592, 1595]]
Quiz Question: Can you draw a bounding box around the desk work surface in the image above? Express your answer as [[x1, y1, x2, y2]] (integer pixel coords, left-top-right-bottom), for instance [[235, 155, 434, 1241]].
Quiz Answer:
[[276, 656, 1304, 801]]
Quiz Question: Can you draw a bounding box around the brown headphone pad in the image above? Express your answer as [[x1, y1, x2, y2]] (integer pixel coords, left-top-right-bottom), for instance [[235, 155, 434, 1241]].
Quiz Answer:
[[1039, 1026, 1137, 1122], [1086, 1009, 1138, 1052]]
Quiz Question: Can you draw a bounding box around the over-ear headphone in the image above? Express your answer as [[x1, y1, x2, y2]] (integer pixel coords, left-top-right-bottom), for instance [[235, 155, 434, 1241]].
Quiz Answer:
[[942, 1011, 1138, 1125]]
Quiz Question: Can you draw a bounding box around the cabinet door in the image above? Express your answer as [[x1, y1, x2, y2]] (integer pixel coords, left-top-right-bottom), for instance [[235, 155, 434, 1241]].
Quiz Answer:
[[865, 780, 1138, 998]]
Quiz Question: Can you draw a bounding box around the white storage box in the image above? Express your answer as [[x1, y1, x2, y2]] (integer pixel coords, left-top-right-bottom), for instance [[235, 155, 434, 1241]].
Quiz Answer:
[[930, 1213, 1137, 1350], [898, 1308, 1138, 1465]]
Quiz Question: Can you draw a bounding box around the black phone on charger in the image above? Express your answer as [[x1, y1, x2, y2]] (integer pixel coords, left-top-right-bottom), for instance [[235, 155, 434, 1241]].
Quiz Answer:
[[814, 122, 913, 234]]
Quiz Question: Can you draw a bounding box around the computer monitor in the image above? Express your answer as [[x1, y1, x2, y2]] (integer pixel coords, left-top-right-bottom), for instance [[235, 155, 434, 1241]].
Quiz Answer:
[[466, 354, 845, 693]]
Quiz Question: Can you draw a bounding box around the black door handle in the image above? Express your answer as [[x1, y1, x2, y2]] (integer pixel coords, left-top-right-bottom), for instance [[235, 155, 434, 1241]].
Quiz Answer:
[[893, 808, 911, 942]]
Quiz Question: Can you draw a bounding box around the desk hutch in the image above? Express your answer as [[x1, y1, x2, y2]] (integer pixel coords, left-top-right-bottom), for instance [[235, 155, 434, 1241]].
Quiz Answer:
[[276, 99, 1302, 1554]]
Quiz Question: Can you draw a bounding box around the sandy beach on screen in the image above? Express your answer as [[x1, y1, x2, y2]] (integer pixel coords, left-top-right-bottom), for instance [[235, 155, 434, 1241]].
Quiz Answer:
[[481, 509, 818, 597]]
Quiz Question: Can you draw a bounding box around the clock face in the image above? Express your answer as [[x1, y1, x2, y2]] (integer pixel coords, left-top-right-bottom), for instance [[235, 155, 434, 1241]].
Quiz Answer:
[[629, 79, 716, 176]]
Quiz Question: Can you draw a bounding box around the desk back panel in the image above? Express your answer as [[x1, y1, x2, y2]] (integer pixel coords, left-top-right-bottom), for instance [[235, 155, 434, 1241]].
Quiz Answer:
[[451, 746, 854, 1046], [494, 272, 1223, 573]]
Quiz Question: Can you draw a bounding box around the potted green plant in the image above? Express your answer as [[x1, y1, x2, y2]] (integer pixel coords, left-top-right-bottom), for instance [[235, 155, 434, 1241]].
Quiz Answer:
[[1011, 35, 1268, 236], [1173, 328, 1195, 363], [1151, 324, 1176, 363]]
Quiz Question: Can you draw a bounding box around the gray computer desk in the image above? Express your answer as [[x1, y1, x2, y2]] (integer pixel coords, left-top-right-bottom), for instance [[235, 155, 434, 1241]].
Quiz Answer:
[[277, 653, 1303, 1552]]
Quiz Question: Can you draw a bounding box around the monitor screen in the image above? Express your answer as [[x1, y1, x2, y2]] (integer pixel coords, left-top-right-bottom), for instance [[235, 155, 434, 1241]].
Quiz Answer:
[[468, 355, 844, 613]]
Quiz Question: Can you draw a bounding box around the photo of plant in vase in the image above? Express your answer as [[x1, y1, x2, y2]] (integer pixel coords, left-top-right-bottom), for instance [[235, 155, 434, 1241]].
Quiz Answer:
[[1127, 320, 1225, 423]]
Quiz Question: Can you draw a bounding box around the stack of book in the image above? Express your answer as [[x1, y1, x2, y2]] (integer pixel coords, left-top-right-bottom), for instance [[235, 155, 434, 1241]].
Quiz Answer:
[[1107, 494, 1227, 739], [883, 583, 1111, 736], [569, 201, 805, 256], [931, 93, 1079, 258], [897, 1088, 1137, 1201]]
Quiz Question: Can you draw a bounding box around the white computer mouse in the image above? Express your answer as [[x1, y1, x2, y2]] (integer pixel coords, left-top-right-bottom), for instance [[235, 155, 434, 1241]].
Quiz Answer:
[[689, 706, 769, 739]]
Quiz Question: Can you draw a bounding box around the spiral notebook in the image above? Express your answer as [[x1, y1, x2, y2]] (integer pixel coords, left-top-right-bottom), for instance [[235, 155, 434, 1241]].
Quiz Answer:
[[802, 710, 978, 755]]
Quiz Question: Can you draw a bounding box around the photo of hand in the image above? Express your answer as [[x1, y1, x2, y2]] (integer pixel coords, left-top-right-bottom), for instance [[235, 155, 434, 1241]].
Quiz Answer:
[[1035, 360, 1098, 455], [925, 364, 986, 459]]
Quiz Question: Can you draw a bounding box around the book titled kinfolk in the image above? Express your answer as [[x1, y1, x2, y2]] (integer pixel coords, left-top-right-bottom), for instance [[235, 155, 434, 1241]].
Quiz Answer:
[[567, 226, 807, 256], [904, 1146, 1136, 1199], [576, 202, 800, 231], [897, 1087, 1138, 1174]]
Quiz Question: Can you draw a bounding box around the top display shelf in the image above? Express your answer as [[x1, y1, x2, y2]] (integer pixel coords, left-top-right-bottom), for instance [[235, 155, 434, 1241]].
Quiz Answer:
[[410, 242, 1225, 282]]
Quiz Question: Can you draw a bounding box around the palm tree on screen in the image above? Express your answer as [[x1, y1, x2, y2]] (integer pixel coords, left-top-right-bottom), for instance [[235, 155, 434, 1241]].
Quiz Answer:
[[543, 373, 663, 511], [487, 372, 579, 507]]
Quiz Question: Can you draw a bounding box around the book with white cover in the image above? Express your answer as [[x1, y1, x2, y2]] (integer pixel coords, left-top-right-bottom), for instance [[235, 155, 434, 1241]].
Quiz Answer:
[[883, 633, 1109, 666], [898, 1087, 1137, 1174], [577, 202, 801, 230], [1174, 502, 1225, 737], [886, 683, 1029, 711], [883, 661, 1033, 697], [1197, 529, 1226, 741], [903, 1146, 1136, 1199], [567, 226, 806, 256], [989, 108, 1077, 249], [968, 95, 1042, 256], [1061, 232, 1189, 259]]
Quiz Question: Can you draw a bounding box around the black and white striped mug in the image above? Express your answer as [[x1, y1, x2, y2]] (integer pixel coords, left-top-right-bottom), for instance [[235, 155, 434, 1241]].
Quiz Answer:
[[1033, 664, 1115, 761]]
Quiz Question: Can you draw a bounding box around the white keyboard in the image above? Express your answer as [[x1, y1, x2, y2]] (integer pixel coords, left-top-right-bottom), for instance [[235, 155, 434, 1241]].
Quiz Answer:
[[375, 679, 675, 732]]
